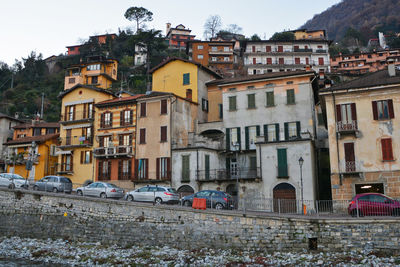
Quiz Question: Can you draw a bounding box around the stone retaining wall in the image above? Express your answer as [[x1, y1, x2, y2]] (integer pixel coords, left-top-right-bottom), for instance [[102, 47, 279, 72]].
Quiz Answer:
[[0, 189, 399, 254]]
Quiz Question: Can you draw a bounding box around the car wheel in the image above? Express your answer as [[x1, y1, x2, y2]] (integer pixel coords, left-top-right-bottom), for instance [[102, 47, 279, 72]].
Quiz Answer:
[[215, 203, 224, 210], [33, 185, 39, 191], [155, 197, 162, 205], [184, 200, 191, 207], [8, 183, 15, 190], [77, 190, 83, 196], [53, 187, 58, 193], [100, 192, 107, 199], [127, 195, 134, 202], [392, 208, 400, 216]]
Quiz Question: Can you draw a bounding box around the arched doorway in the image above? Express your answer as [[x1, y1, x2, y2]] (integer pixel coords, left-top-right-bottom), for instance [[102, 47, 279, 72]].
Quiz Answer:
[[226, 184, 238, 208], [273, 183, 296, 213], [177, 185, 194, 198]]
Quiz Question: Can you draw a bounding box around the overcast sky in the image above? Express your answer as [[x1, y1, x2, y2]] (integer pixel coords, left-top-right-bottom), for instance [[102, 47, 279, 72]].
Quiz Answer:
[[0, 0, 341, 66]]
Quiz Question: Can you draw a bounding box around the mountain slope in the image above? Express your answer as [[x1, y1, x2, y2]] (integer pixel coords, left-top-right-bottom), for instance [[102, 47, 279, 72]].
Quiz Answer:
[[301, 0, 400, 41]]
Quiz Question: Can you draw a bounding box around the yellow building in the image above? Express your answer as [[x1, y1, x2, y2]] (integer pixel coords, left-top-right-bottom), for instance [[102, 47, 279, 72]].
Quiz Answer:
[[150, 57, 221, 123], [4, 121, 60, 181], [320, 64, 400, 200], [291, 29, 327, 40], [57, 56, 118, 186]]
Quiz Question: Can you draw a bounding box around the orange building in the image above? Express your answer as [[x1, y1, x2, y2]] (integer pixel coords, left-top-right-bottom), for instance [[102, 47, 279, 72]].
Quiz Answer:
[[330, 49, 400, 75], [66, 33, 117, 56], [187, 41, 235, 77], [166, 23, 195, 50], [93, 95, 143, 189]]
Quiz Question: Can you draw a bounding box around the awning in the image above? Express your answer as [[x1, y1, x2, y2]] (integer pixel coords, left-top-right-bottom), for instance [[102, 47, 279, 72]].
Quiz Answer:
[[56, 150, 72, 155]]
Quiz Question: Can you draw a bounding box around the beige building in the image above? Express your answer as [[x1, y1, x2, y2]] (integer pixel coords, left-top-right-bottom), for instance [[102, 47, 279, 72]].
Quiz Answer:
[[320, 63, 400, 200]]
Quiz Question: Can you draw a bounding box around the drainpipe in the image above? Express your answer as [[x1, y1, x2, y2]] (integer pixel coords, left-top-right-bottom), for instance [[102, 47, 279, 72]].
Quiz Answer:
[[169, 96, 177, 188], [331, 90, 342, 185], [196, 148, 199, 190]]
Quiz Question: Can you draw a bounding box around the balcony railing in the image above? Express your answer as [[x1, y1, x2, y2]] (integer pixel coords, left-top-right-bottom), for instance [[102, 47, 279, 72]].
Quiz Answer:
[[315, 49, 327, 53], [294, 48, 313, 53], [94, 146, 133, 157], [61, 111, 95, 123], [59, 136, 93, 147], [56, 163, 73, 174], [340, 160, 362, 174], [132, 171, 171, 182], [336, 121, 358, 132], [196, 167, 261, 182]]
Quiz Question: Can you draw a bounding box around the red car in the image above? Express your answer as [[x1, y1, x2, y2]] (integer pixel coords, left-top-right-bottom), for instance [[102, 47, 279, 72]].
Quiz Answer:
[[348, 193, 400, 217]]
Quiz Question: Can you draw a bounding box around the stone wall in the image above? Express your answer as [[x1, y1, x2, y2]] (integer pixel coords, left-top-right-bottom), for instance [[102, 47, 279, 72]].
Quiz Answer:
[[0, 188, 399, 254]]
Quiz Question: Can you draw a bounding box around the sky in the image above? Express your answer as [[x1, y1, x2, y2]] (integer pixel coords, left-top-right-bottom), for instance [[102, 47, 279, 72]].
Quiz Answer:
[[0, 0, 341, 66]]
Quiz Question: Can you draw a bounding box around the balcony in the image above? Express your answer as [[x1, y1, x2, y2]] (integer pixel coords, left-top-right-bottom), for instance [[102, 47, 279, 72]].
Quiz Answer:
[[209, 49, 233, 55], [132, 171, 171, 183], [94, 146, 133, 158], [196, 167, 261, 182], [172, 135, 224, 150], [209, 59, 233, 64], [58, 136, 93, 149], [294, 48, 313, 53], [340, 160, 363, 178], [315, 49, 327, 53], [56, 163, 73, 174], [336, 121, 360, 138], [61, 111, 95, 125]]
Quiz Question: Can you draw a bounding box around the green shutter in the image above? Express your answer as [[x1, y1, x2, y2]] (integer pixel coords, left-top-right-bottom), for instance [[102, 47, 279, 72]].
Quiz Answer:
[[218, 104, 223, 118], [229, 96, 236, 111], [256, 125, 260, 137], [250, 156, 257, 170], [296, 121, 301, 138], [275, 123, 280, 141], [182, 155, 190, 181], [183, 73, 190, 85], [266, 91, 274, 106], [263, 124, 268, 142], [277, 149, 288, 177], [284, 122, 289, 140], [226, 128, 230, 150], [248, 94, 255, 108], [245, 126, 249, 150], [205, 155, 210, 180], [237, 127, 241, 150], [287, 89, 295, 104], [226, 157, 230, 174]]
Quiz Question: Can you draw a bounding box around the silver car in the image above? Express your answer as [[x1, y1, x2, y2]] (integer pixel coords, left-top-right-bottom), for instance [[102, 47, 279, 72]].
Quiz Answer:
[[32, 176, 72, 193], [125, 185, 179, 204], [0, 173, 29, 189], [76, 182, 124, 199]]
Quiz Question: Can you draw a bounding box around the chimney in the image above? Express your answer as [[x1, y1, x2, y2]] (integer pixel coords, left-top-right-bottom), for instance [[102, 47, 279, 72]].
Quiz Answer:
[[166, 23, 171, 35], [388, 59, 396, 77]]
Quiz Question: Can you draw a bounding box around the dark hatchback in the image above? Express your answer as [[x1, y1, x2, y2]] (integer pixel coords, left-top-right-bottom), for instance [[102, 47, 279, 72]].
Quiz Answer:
[[181, 190, 235, 210]]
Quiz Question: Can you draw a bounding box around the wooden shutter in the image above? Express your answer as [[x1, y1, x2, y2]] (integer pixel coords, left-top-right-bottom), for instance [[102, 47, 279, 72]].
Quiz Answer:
[[284, 123, 289, 140], [156, 158, 160, 179], [277, 149, 288, 177], [252, 46, 255, 52], [351, 103, 357, 121], [64, 106, 68, 121], [99, 136, 104, 147], [336, 105, 342, 122], [248, 94, 255, 108], [266, 46, 271, 52], [128, 160, 132, 180], [245, 126, 249, 150], [119, 134, 123, 145], [295, 58, 300, 64], [109, 113, 113, 127], [167, 158, 171, 179], [267, 58, 272, 64], [226, 128, 230, 150], [344, 143, 355, 162], [120, 111, 124, 126], [129, 110, 133, 124], [263, 125, 268, 142], [275, 124, 280, 141], [100, 113, 105, 128], [237, 127, 241, 150], [256, 125, 260, 137], [140, 129, 145, 144], [98, 161, 103, 180], [278, 46, 283, 52], [296, 121, 301, 138], [141, 103, 146, 117], [306, 58, 309, 65], [134, 159, 139, 179], [83, 104, 87, 119], [294, 45, 299, 50], [388, 99, 395, 119], [108, 161, 111, 178], [118, 160, 122, 180], [372, 101, 378, 120], [89, 151, 92, 164], [381, 138, 393, 161], [129, 134, 132, 146], [252, 58, 256, 64], [318, 57, 324, 65], [161, 126, 167, 142], [80, 151, 83, 164], [161, 99, 167, 114], [72, 105, 75, 120]]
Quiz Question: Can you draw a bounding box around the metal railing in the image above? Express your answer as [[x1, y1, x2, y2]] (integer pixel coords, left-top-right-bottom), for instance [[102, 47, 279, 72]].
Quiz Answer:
[[196, 167, 261, 182], [340, 160, 362, 173], [61, 111, 94, 123], [94, 146, 133, 157], [336, 121, 358, 132], [59, 136, 93, 147]]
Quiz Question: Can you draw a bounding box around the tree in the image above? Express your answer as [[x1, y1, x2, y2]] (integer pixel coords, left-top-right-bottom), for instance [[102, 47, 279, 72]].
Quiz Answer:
[[226, 24, 242, 34], [250, 34, 261, 41], [124, 7, 153, 33], [203, 15, 222, 40], [270, 32, 295, 41]]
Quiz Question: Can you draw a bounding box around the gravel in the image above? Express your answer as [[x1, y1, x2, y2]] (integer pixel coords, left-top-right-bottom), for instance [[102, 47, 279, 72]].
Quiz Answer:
[[0, 237, 399, 266]]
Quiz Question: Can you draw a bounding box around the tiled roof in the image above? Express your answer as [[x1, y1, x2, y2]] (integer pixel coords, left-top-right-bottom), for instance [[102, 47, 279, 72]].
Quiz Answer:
[[13, 122, 60, 129], [206, 70, 315, 86], [58, 84, 117, 98], [95, 94, 144, 106], [321, 68, 400, 92], [149, 57, 222, 78], [0, 113, 24, 123], [4, 133, 59, 146]]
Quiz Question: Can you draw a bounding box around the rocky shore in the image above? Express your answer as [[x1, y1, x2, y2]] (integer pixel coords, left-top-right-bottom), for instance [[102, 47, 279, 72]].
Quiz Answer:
[[0, 237, 399, 266]]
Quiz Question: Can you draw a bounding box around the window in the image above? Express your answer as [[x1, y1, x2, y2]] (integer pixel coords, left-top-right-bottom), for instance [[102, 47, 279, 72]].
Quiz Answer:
[[344, 143, 355, 172], [224, 46, 229, 52], [83, 103, 93, 119], [266, 58, 272, 64], [318, 57, 324, 65], [140, 102, 146, 117], [211, 46, 218, 51], [157, 157, 170, 179], [202, 98, 209, 112], [198, 45, 203, 49], [381, 138, 394, 161], [295, 58, 300, 64], [224, 57, 230, 61], [160, 99, 168, 114], [119, 134, 132, 147], [266, 46, 271, 52], [317, 113, 324, 126], [118, 159, 131, 180], [120, 109, 133, 126], [277, 148, 288, 177], [102, 112, 112, 128], [80, 151, 92, 164], [99, 135, 111, 148], [278, 58, 284, 64], [160, 126, 167, 142], [69, 78, 75, 84], [228, 96, 237, 111], [61, 154, 72, 172], [277, 46, 283, 52], [250, 156, 257, 173], [284, 121, 300, 140], [139, 128, 146, 144], [226, 127, 240, 151], [286, 89, 295, 104], [336, 103, 357, 131], [372, 100, 394, 120], [186, 89, 192, 100], [212, 57, 217, 62], [137, 159, 148, 179], [218, 104, 223, 119], [33, 128, 41, 136], [247, 94, 256, 109], [91, 76, 98, 84], [87, 64, 100, 71], [266, 91, 274, 107], [65, 105, 75, 121], [181, 155, 190, 181], [245, 126, 259, 150], [82, 127, 92, 142], [264, 124, 279, 142], [197, 54, 203, 59], [183, 73, 190, 85]]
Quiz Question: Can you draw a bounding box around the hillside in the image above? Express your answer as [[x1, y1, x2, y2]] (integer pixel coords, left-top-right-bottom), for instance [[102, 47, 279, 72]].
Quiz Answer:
[[301, 0, 400, 41]]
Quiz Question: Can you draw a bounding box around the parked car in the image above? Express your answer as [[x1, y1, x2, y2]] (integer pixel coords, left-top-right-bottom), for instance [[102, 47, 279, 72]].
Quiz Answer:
[[181, 190, 235, 210], [348, 193, 400, 217], [0, 173, 29, 189], [76, 182, 124, 199], [32, 176, 72, 193], [125, 185, 179, 204]]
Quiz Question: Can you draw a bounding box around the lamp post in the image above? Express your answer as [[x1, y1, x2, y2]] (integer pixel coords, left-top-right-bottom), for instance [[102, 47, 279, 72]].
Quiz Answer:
[[298, 156, 304, 214], [232, 142, 240, 200]]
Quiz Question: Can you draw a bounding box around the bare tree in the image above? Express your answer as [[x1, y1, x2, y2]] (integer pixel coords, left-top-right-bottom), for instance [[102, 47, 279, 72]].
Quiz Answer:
[[226, 24, 243, 34], [124, 7, 153, 33], [203, 15, 222, 40]]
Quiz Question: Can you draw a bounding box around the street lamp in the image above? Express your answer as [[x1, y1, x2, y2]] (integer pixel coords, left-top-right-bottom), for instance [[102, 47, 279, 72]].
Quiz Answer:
[[298, 156, 304, 214], [232, 142, 240, 199]]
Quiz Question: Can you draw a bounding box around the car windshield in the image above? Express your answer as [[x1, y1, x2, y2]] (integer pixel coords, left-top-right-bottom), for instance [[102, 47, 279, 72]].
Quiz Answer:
[[11, 174, 24, 180], [106, 183, 118, 188], [167, 188, 177, 193], [60, 177, 72, 183]]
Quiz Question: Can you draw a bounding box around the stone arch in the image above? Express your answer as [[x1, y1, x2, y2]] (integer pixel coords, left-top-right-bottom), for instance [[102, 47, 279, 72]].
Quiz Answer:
[[273, 182, 296, 213], [177, 185, 194, 197]]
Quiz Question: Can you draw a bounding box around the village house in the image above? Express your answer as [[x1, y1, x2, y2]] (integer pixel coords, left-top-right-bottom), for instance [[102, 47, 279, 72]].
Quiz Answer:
[[0, 113, 23, 172]]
